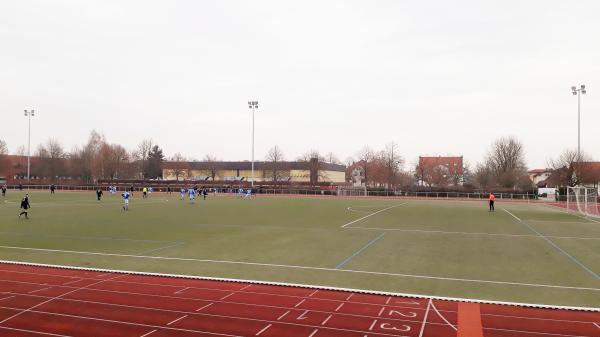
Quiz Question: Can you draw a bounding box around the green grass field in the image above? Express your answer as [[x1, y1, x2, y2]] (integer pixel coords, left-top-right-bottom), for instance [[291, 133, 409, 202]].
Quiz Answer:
[[1, 191, 599, 308]]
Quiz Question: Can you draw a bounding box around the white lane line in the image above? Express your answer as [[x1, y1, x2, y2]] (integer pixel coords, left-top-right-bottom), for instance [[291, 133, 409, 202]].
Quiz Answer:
[[1, 246, 598, 291], [0, 326, 72, 337], [341, 204, 403, 228], [295, 299, 306, 308], [368, 319, 378, 331], [594, 322, 600, 329], [321, 314, 332, 326], [140, 329, 157, 337], [385, 297, 391, 305], [0, 274, 123, 325], [166, 314, 188, 326], [417, 299, 432, 337], [0, 295, 15, 301], [220, 293, 235, 301], [503, 208, 600, 281], [28, 286, 53, 294], [62, 279, 82, 286], [346, 293, 353, 301], [308, 328, 319, 337], [334, 303, 344, 312], [431, 301, 456, 331], [196, 302, 214, 312], [309, 289, 319, 297], [277, 310, 290, 320], [297, 310, 309, 320], [256, 323, 272, 336], [174, 287, 190, 294], [239, 284, 252, 291], [377, 307, 385, 317]]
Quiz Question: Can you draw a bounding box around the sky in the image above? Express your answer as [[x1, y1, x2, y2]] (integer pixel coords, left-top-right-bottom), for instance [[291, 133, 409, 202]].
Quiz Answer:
[[1, 0, 599, 169]]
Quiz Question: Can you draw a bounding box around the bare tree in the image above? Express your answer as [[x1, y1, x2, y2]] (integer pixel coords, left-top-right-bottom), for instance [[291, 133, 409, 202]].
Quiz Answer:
[[134, 139, 153, 179], [0, 140, 7, 155], [0, 139, 8, 174], [202, 154, 222, 181], [36, 138, 66, 180], [356, 147, 374, 187], [548, 149, 592, 186], [485, 136, 528, 188], [101, 143, 129, 179], [324, 152, 341, 164], [170, 153, 188, 181], [380, 142, 404, 188], [474, 163, 495, 190], [266, 145, 285, 182]]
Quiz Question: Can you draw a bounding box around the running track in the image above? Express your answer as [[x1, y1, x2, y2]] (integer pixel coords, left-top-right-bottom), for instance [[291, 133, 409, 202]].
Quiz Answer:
[[0, 263, 598, 337]]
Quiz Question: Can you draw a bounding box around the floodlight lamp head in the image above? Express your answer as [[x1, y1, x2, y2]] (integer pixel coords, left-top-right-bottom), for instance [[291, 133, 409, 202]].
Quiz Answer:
[[571, 86, 576, 91], [581, 85, 585, 90], [581, 90, 586, 94]]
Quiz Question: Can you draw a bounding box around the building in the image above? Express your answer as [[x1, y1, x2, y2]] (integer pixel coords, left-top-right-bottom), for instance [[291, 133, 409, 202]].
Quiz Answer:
[[416, 156, 464, 186], [528, 169, 553, 187], [162, 159, 346, 184], [572, 162, 600, 188]]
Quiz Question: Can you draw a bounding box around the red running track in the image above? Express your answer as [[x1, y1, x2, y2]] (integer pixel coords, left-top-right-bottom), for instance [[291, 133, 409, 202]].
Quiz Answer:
[[0, 262, 598, 337]]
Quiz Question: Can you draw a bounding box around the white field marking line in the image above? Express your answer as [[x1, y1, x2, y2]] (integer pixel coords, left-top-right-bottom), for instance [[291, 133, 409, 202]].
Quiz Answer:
[[417, 299, 432, 337], [334, 303, 344, 312], [543, 204, 600, 224], [308, 328, 319, 337], [346, 293, 353, 301], [3, 260, 599, 313], [28, 286, 52, 294], [295, 299, 306, 307], [277, 310, 290, 320], [140, 329, 157, 337], [335, 233, 386, 269], [256, 323, 272, 336], [297, 310, 309, 320], [166, 314, 188, 326], [220, 292, 235, 301], [321, 314, 332, 326], [377, 307, 385, 317], [345, 226, 600, 241], [0, 273, 123, 325], [341, 204, 404, 228], [174, 287, 190, 294], [503, 208, 600, 281], [368, 319, 378, 331], [0, 304, 409, 337], [593, 322, 600, 329], [0, 326, 72, 337], [385, 297, 391, 305], [2, 246, 599, 292], [135, 242, 185, 256], [0, 305, 242, 337], [309, 289, 318, 297], [0, 295, 15, 301], [483, 326, 592, 337], [430, 301, 456, 331], [196, 302, 213, 312], [239, 284, 252, 291], [0, 231, 180, 245]]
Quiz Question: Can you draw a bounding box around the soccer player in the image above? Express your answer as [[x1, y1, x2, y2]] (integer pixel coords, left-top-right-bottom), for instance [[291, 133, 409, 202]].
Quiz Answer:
[[142, 187, 148, 199], [188, 187, 196, 204], [202, 188, 207, 200], [180, 187, 186, 200], [96, 188, 103, 201], [1, 184, 7, 197], [244, 188, 252, 199], [489, 193, 495, 212], [122, 191, 130, 211], [50, 184, 56, 194], [18, 194, 30, 219]]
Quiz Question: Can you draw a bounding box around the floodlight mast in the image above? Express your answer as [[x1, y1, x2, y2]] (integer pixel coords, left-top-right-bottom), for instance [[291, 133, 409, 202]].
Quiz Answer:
[[24, 109, 35, 183], [248, 101, 258, 187], [571, 85, 586, 163]]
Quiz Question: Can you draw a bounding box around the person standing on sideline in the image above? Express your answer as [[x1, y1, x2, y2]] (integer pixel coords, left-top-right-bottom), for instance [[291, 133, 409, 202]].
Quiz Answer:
[[489, 193, 495, 212], [19, 194, 30, 219], [50, 184, 55, 194], [96, 188, 103, 201]]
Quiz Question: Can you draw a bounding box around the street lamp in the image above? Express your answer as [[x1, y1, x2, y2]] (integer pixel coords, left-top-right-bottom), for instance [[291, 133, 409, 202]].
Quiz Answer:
[[24, 109, 35, 183], [248, 101, 258, 187], [571, 85, 587, 160]]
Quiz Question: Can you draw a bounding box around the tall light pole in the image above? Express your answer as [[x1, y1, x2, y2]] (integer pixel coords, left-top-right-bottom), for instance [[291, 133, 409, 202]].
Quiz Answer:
[[571, 85, 587, 160], [248, 101, 258, 187], [24, 109, 35, 183]]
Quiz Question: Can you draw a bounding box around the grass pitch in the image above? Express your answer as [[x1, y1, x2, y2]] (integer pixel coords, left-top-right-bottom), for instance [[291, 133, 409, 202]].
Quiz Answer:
[[0, 191, 599, 307]]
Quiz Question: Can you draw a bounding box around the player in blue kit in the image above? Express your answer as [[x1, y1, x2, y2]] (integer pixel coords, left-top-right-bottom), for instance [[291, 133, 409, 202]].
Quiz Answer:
[[122, 191, 130, 211]]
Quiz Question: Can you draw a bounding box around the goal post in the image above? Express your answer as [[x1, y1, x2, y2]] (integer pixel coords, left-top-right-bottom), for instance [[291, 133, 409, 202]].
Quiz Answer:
[[337, 186, 367, 197], [566, 186, 600, 218]]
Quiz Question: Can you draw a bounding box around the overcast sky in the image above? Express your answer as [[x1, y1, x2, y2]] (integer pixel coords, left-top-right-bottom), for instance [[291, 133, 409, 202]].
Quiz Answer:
[[1, 0, 599, 169]]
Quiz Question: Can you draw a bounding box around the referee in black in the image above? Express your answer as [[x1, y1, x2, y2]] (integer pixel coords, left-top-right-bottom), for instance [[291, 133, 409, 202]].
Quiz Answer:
[[19, 194, 30, 219]]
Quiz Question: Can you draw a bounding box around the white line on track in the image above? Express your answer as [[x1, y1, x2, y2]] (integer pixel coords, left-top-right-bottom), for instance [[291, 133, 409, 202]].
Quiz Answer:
[[377, 307, 385, 317], [255, 324, 272, 336], [368, 319, 378, 331], [166, 314, 188, 326], [430, 301, 456, 331], [309, 289, 318, 297], [140, 329, 157, 337], [277, 310, 290, 320], [385, 297, 391, 305], [1, 246, 598, 292], [62, 278, 82, 286], [174, 287, 190, 294], [308, 328, 319, 337], [334, 303, 344, 312], [239, 284, 252, 291], [297, 310, 309, 320], [295, 299, 306, 308], [220, 293, 235, 300], [503, 208, 600, 281], [346, 293, 353, 301], [417, 299, 432, 337], [196, 302, 214, 312], [28, 286, 52, 294], [341, 204, 404, 228], [0, 326, 72, 337], [0, 295, 15, 301], [594, 322, 600, 329], [321, 314, 332, 325]]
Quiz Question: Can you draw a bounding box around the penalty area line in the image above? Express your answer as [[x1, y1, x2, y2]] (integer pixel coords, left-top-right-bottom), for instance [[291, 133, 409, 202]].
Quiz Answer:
[[341, 204, 404, 228]]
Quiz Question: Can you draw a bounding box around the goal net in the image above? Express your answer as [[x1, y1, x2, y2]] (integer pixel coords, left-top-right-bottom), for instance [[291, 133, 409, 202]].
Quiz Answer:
[[337, 186, 367, 197], [566, 187, 600, 218]]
